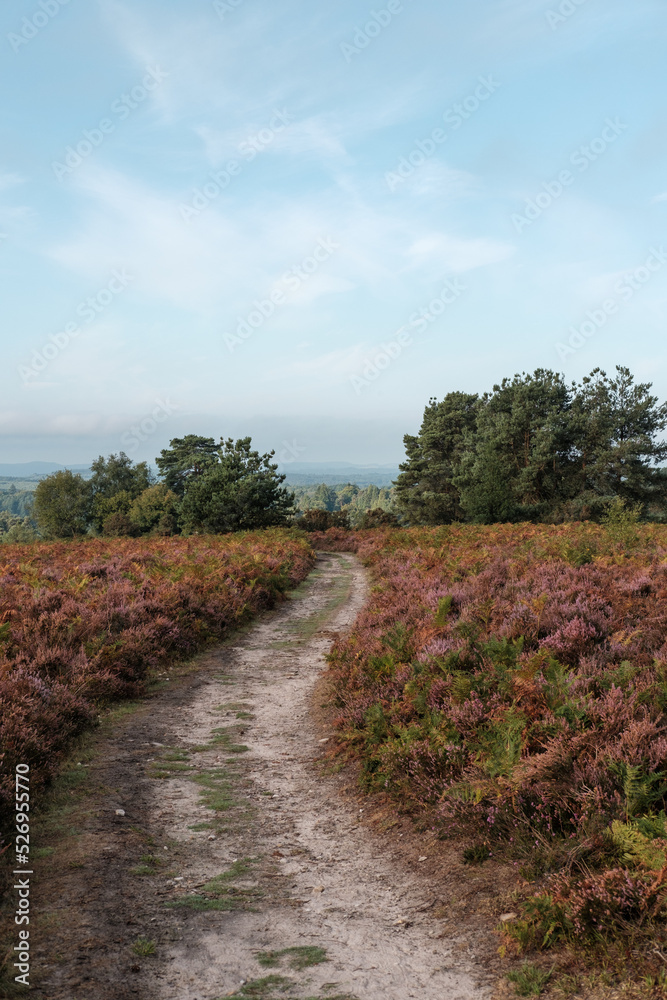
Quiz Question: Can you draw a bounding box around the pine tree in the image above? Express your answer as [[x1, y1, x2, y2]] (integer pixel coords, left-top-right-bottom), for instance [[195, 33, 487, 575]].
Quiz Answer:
[[397, 366, 667, 525], [179, 437, 295, 534], [394, 392, 479, 524], [456, 370, 573, 522], [569, 367, 667, 508], [155, 435, 219, 497]]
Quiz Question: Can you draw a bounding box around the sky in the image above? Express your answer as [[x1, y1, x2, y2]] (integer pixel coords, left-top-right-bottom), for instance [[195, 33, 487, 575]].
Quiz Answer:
[[1, 0, 666, 467]]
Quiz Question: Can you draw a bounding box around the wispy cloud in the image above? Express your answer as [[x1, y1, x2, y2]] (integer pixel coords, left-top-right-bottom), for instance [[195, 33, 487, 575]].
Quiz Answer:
[[3, 0, 667, 463], [405, 233, 515, 275], [0, 173, 25, 191]]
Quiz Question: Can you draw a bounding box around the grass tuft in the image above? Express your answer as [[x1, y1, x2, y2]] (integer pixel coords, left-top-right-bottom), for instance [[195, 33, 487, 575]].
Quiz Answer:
[[220, 974, 293, 996], [256, 945, 329, 970], [507, 963, 553, 997], [462, 844, 490, 865], [131, 937, 156, 957]]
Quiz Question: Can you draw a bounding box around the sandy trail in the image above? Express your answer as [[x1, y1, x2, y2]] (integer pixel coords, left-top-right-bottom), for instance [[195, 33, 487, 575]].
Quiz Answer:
[[147, 552, 488, 1000], [35, 552, 491, 999]]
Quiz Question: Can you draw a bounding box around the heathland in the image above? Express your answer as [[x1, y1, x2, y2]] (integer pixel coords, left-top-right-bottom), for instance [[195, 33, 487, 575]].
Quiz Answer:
[[3, 519, 667, 994], [312, 519, 667, 988], [0, 530, 313, 835]]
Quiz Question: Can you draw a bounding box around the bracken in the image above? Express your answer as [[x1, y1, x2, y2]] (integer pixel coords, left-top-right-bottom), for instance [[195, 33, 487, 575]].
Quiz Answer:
[[315, 522, 667, 945], [0, 529, 313, 841]]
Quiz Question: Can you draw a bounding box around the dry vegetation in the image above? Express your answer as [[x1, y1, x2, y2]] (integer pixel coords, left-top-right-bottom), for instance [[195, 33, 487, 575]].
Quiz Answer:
[[0, 529, 313, 841], [314, 521, 667, 993]]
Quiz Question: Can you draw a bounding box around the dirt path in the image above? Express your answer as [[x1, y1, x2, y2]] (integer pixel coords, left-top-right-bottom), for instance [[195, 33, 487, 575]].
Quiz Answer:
[[33, 552, 491, 1000]]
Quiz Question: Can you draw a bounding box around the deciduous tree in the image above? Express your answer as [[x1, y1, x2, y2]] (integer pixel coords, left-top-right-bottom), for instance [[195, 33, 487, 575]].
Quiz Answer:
[[33, 470, 92, 539]]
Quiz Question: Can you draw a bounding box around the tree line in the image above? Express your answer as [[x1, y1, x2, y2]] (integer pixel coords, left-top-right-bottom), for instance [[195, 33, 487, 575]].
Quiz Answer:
[[11, 364, 667, 541], [6, 436, 400, 542], [30, 436, 294, 540], [293, 481, 396, 526], [394, 366, 667, 524]]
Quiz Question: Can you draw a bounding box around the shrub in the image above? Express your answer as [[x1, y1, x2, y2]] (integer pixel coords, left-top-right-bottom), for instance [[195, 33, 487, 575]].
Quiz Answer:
[[102, 511, 139, 537], [0, 530, 314, 845], [356, 508, 400, 529], [298, 509, 351, 532], [602, 496, 643, 545], [324, 522, 667, 949]]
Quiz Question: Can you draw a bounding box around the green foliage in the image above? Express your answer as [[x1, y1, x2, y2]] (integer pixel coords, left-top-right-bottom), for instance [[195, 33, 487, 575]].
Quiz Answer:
[[356, 507, 400, 529], [434, 595, 454, 625], [20, 435, 303, 540], [0, 515, 39, 544], [0, 487, 34, 518], [131, 937, 156, 956], [225, 976, 294, 997], [395, 391, 479, 524], [609, 819, 667, 871], [505, 895, 573, 951], [602, 496, 643, 545], [31, 454, 161, 539], [256, 946, 329, 970], [398, 366, 667, 526], [507, 963, 553, 996], [129, 483, 180, 535], [451, 371, 569, 523], [571, 367, 667, 503], [166, 895, 239, 911], [33, 469, 92, 538], [94, 490, 137, 536], [364, 703, 389, 747], [303, 482, 338, 511], [480, 712, 526, 778], [89, 451, 152, 531], [298, 509, 350, 531], [462, 844, 490, 864], [607, 762, 667, 821], [155, 434, 219, 496], [381, 623, 413, 662], [292, 481, 397, 526], [179, 437, 295, 534], [561, 539, 596, 565], [208, 726, 250, 753], [166, 858, 260, 912]]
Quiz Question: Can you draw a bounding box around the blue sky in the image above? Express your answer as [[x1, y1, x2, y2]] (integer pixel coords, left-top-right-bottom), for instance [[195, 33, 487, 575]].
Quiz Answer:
[[1, 0, 666, 466]]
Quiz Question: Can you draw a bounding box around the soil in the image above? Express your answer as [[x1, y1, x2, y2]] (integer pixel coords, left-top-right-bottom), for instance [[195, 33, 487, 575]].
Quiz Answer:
[[22, 552, 504, 1000]]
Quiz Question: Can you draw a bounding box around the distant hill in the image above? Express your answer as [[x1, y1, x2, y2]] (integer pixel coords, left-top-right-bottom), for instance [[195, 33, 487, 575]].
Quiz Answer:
[[278, 463, 400, 488], [0, 462, 91, 478], [0, 460, 400, 489]]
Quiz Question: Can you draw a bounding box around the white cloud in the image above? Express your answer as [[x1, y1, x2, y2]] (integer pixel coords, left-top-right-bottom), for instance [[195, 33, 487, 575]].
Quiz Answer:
[[193, 114, 349, 169], [404, 162, 477, 198], [47, 167, 249, 312], [44, 160, 512, 326], [405, 233, 515, 275], [270, 118, 349, 160]]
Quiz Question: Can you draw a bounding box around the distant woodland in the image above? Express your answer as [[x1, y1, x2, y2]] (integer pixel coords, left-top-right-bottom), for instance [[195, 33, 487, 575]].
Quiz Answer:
[[2, 366, 666, 541]]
